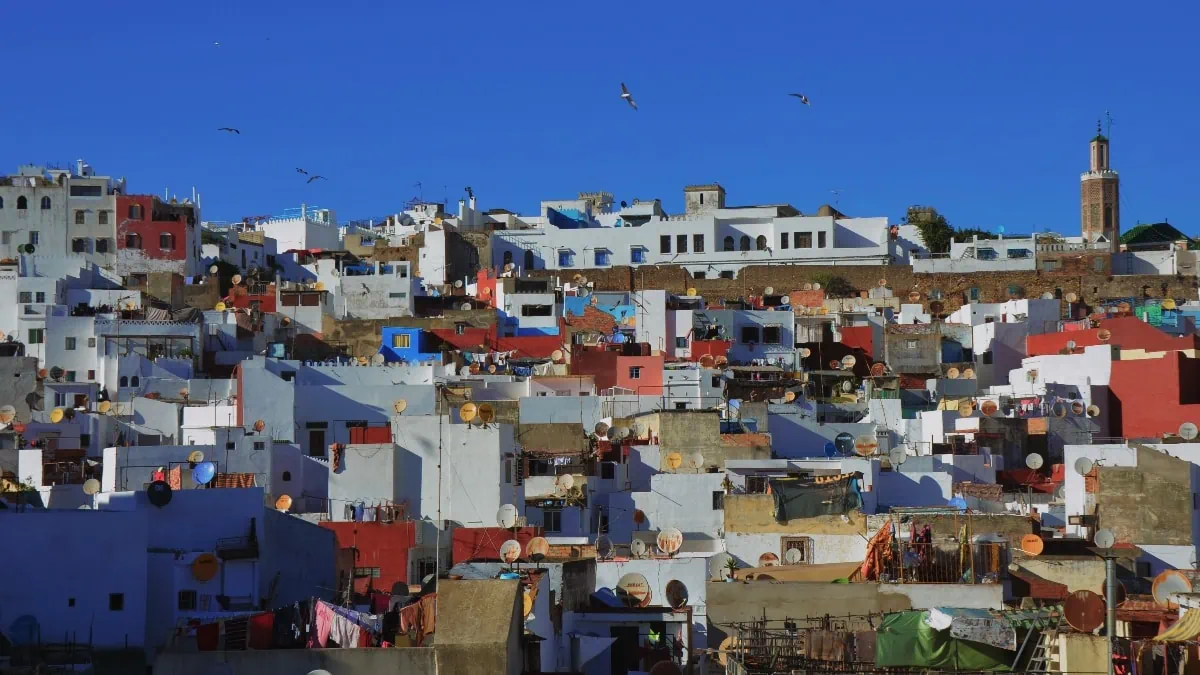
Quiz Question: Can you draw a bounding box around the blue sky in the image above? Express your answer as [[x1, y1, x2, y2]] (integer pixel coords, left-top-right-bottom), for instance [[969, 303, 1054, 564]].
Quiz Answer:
[[3, 1, 1198, 234]]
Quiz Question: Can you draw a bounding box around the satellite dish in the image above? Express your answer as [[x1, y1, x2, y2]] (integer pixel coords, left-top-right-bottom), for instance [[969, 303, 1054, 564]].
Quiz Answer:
[[393, 399, 409, 415], [49, 408, 64, 423], [499, 540, 522, 564], [689, 451, 705, 469], [504, 262, 514, 271], [1064, 590, 1106, 632], [946, 367, 960, 380], [1041, 292, 1055, 300], [853, 434, 878, 456], [812, 282, 821, 291], [496, 504, 518, 529], [709, 552, 734, 580], [834, 433, 855, 455], [0, 405, 15, 423], [527, 536, 549, 562], [209, 264, 219, 274], [665, 580, 689, 609], [1074, 457, 1095, 475], [801, 282, 813, 291], [275, 494, 293, 511], [1098, 329, 1112, 342], [630, 422, 645, 438], [214, 301, 227, 312], [784, 548, 805, 565], [878, 278, 888, 288], [1094, 529, 1117, 549], [841, 381, 853, 393], [870, 362, 886, 377], [824, 442, 837, 458], [784, 391, 796, 403], [82, 478, 100, 495], [1066, 340, 1078, 351], [147, 480, 173, 507], [761, 286, 775, 296], [828, 360, 841, 370], [369, 353, 385, 366], [453, 279, 463, 288], [192, 461, 217, 485], [460, 302, 472, 311], [718, 636, 740, 667], [657, 527, 684, 556], [611, 426, 630, 441], [908, 291, 921, 303], [664, 452, 683, 470], [841, 355, 856, 369], [253, 419, 266, 432], [758, 552, 780, 567], [551, 349, 564, 362], [594, 422, 610, 437], [187, 450, 205, 464], [314, 281, 326, 291], [477, 403, 495, 423], [192, 554, 220, 583], [699, 354, 715, 368], [487, 364, 497, 374], [1152, 570, 1193, 607], [1181, 422, 1199, 440], [980, 400, 999, 416], [1026, 453, 1045, 470], [888, 447, 908, 466], [616, 572, 652, 608], [629, 538, 647, 558], [633, 509, 646, 525], [1054, 484, 1067, 501], [596, 534, 614, 558], [958, 400, 974, 417], [98, 401, 112, 414], [1066, 292, 1078, 303], [1021, 534, 1045, 556], [1087, 404, 1101, 418], [555, 473, 575, 492], [1053, 403, 1067, 418], [962, 367, 976, 379], [684, 287, 697, 297], [459, 402, 477, 423], [781, 295, 792, 306], [231, 274, 243, 285]]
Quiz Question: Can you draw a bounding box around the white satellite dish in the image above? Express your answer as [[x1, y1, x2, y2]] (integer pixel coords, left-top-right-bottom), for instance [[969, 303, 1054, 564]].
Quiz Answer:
[[764, 286, 775, 296], [209, 264, 219, 274], [709, 552, 734, 580], [657, 527, 684, 556], [499, 539, 522, 564], [1041, 292, 1054, 300], [1074, 457, 1095, 475], [784, 548, 805, 565], [1066, 340, 1078, 351], [453, 279, 464, 288], [370, 353, 385, 366], [630, 538, 648, 558], [1054, 484, 1066, 501], [781, 295, 792, 306], [1180, 422, 1199, 440], [888, 447, 907, 466], [596, 534, 613, 559], [1094, 529, 1116, 549], [555, 474, 575, 492], [689, 451, 705, 469], [496, 504, 518, 529], [460, 302, 472, 311], [1025, 453, 1044, 470]]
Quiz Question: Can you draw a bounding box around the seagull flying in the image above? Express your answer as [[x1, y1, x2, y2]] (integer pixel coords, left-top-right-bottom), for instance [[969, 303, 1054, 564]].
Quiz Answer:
[[296, 168, 308, 175], [306, 175, 327, 183], [788, 93, 811, 106], [217, 127, 240, 134], [620, 83, 637, 110]]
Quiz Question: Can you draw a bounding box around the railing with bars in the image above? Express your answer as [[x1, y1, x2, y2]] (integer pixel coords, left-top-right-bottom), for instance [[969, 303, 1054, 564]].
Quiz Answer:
[[879, 541, 1008, 584]]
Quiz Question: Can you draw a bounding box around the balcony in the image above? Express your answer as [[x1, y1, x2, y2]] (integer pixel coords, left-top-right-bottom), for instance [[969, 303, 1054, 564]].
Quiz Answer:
[[878, 540, 1009, 584], [215, 518, 259, 560]]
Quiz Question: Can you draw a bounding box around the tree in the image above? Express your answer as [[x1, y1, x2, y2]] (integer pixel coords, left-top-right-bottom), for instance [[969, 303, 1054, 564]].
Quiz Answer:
[[810, 272, 855, 299], [903, 208, 994, 253]]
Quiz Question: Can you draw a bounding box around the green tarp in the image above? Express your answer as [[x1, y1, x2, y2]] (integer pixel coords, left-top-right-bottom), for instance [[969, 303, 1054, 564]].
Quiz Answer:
[[875, 610, 1013, 671], [769, 475, 862, 523]]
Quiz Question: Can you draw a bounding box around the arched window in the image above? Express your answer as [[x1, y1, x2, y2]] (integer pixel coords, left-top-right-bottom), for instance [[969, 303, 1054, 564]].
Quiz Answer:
[[128, 204, 143, 220], [160, 233, 175, 250], [17, 196, 28, 210], [125, 233, 143, 249], [40, 196, 51, 210], [119, 376, 128, 387], [503, 250, 513, 267], [756, 235, 767, 250], [739, 235, 750, 251], [723, 236, 734, 251], [524, 249, 535, 271]]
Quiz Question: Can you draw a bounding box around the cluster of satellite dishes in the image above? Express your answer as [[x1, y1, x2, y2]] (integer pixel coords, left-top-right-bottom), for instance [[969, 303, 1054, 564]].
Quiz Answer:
[[458, 402, 496, 427], [593, 422, 636, 442], [663, 451, 705, 470]]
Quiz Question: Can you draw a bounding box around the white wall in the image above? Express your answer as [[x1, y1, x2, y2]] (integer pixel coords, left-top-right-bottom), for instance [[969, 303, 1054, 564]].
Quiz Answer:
[[875, 471, 953, 508], [592, 557, 710, 649], [1113, 250, 1175, 276], [725, 532, 868, 567]]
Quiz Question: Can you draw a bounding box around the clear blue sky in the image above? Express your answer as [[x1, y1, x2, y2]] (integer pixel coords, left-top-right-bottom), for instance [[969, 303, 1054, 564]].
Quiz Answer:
[[4, 1, 1198, 234]]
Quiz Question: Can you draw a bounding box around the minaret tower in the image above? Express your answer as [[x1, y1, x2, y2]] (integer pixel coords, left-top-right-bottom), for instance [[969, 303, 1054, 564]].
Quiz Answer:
[[1081, 119, 1120, 251]]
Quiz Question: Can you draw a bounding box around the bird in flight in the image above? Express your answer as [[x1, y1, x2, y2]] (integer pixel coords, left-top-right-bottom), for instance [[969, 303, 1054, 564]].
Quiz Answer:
[[306, 175, 327, 183], [789, 93, 811, 106], [217, 127, 240, 134], [620, 83, 637, 110], [296, 168, 308, 175]]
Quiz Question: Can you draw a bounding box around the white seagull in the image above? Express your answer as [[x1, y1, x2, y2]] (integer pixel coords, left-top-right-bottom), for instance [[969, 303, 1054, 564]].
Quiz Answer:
[[620, 83, 637, 111]]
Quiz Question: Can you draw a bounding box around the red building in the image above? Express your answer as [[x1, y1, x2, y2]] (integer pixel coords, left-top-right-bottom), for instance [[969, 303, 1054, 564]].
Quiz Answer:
[[571, 344, 664, 395], [321, 521, 418, 596], [428, 324, 566, 360], [114, 195, 198, 276], [452, 526, 544, 565], [1108, 351, 1200, 439], [1026, 316, 1200, 357]]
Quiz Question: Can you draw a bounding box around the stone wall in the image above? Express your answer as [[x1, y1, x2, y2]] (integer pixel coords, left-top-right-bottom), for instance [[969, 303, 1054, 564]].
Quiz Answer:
[[1097, 446, 1193, 546], [723, 494, 867, 535], [319, 311, 497, 360]]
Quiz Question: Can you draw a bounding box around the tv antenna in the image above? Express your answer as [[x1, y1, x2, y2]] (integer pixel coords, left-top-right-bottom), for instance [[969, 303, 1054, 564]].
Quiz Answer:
[[1105, 109, 1115, 138]]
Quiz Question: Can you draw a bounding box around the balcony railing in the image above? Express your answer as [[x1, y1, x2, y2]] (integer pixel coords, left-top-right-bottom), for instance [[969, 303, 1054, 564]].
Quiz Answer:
[[879, 541, 1008, 584]]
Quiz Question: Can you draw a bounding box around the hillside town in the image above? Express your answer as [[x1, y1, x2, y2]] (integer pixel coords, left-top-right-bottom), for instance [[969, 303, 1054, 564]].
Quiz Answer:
[[5, 130, 1200, 675]]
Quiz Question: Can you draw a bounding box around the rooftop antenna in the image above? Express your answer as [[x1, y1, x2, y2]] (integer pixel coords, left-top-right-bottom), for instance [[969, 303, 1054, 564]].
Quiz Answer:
[[1105, 109, 1115, 139], [414, 182, 424, 201]]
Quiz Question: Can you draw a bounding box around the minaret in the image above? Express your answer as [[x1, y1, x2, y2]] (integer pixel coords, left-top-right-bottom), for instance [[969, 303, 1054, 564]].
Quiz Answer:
[[1081, 119, 1120, 251]]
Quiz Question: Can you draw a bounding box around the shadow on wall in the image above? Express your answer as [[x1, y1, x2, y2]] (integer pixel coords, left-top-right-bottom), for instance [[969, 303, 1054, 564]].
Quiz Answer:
[[875, 474, 950, 509]]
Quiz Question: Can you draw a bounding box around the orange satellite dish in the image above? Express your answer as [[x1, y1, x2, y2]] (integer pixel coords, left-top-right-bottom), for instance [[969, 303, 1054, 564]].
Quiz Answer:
[[1020, 534, 1044, 556]]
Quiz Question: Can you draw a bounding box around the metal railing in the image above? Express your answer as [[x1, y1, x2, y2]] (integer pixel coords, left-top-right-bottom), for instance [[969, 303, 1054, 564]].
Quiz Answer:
[[879, 541, 1008, 584]]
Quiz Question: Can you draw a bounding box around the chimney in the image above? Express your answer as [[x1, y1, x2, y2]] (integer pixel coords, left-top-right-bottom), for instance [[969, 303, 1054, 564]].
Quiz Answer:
[[458, 199, 466, 220], [301, 203, 307, 220], [469, 195, 477, 211]]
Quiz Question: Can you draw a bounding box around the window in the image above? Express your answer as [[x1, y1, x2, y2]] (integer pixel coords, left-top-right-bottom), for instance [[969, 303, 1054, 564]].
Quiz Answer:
[[35, 291, 44, 303], [712, 376, 722, 387], [795, 232, 812, 248], [629, 366, 642, 379], [543, 509, 562, 533], [739, 235, 750, 251], [503, 250, 513, 267], [18, 292, 31, 303], [29, 231, 39, 246], [1094, 257, 1106, 272], [125, 233, 142, 249], [782, 536, 813, 564], [55, 392, 67, 407], [594, 249, 610, 266], [504, 459, 512, 484], [281, 371, 296, 382], [905, 339, 918, 350], [75, 210, 86, 225], [524, 249, 535, 270], [98, 210, 109, 225], [159, 233, 175, 250], [723, 236, 735, 251], [746, 476, 769, 493], [712, 491, 725, 510], [720, 270, 734, 279], [982, 351, 994, 365], [1103, 205, 1113, 230], [68, 597, 75, 607], [17, 196, 28, 210], [109, 593, 124, 611], [818, 231, 827, 248], [756, 235, 767, 250], [120, 376, 128, 387], [557, 249, 574, 267], [391, 333, 411, 348], [521, 304, 553, 317], [130, 376, 139, 387], [660, 235, 671, 254], [226, 441, 236, 450], [1042, 260, 1062, 272], [96, 238, 109, 253], [455, 323, 467, 335], [87, 369, 95, 380], [253, 441, 265, 451], [70, 184, 102, 197], [40, 196, 52, 210], [354, 567, 382, 579], [282, 470, 292, 481], [128, 204, 143, 220], [417, 557, 438, 581], [780, 233, 789, 249], [0, 196, 3, 208], [387, 292, 407, 299], [72, 238, 87, 253], [601, 462, 615, 480], [741, 326, 760, 344], [28, 328, 44, 344], [693, 234, 705, 252], [967, 287, 980, 302], [65, 371, 76, 382], [676, 234, 688, 253], [675, 336, 688, 349], [762, 325, 781, 344], [693, 271, 706, 279], [178, 590, 197, 611], [65, 337, 76, 350], [630, 247, 645, 264]]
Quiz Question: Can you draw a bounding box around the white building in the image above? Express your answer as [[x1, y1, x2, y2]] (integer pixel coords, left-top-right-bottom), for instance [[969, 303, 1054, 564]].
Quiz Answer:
[[251, 204, 340, 253]]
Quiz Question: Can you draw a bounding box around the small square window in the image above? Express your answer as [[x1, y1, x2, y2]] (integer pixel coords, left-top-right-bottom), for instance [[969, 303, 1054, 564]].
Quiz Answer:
[[906, 339, 919, 350], [68, 597, 76, 607], [65, 371, 76, 382], [631, 247, 645, 264], [254, 441, 265, 451], [18, 292, 32, 303], [676, 234, 687, 253], [601, 462, 615, 480], [595, 249, 610, 266], [629, 366, 642, 379], [720, 270, 734, 279], [98, 211, 109, 225], [87, 337, 96, 348], [226, 441, 235, 450], [660, 235, 671, 254], [66, 337, 77, 350], [712, 491, 725, 510], [712, 376, 722, 387], [178, 590, 197, 611], [693, 271, 706, 279], [87, 369, 95, 380], [557, 250, 574, 267], [762, 326, 781, 344], [818, 231, 827, 248], [675, 337, 688, 349], [741, 326, 760, 344], [109, 593, 124, 611], [543, 509, 562, 533], [35, 292, 45, 303]]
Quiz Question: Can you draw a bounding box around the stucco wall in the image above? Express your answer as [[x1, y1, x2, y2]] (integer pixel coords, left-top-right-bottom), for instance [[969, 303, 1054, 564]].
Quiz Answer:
[[724, 494, 866, 535]]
